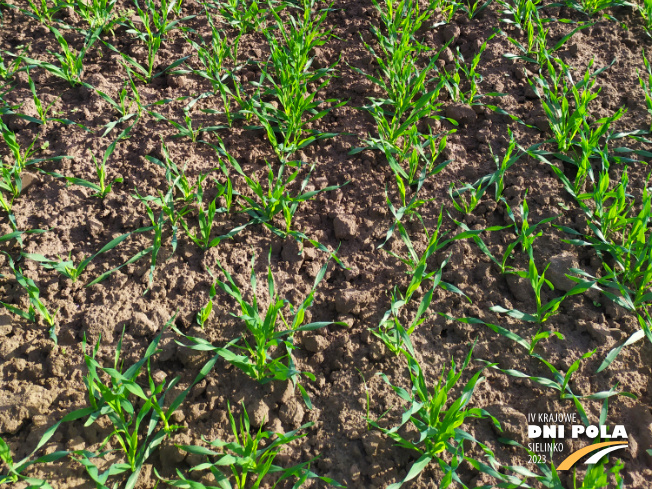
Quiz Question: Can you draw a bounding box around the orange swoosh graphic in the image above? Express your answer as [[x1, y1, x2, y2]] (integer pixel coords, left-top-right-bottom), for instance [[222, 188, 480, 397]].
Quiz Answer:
[[557, 441, 628, 471]]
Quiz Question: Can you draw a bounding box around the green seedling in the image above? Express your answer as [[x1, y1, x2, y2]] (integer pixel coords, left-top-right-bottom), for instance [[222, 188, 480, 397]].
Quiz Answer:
[[477, 344, 635, 427], [217, 0, 273, 34], [1, 252, 58, 343], [176, 251, 340, 405], [73, 319, 217, 489], [527, 58, 612, 153], [368, 343, 501, 489], [21, 227, 144, 284], [351, 0, 446, 150], [564, 0, 627, 17], [161, 401, 342, 489], [150, 95, 225, 142], [636, 0, 652, 31], [45, 140, 124, 199], [110, 0, 193, 82], [0, 47, 26, 82], [249, 2, 344, 160], [11, 0, 62, 22], [449, 179, 487, 214], [17, 26, 101, 87], [497, 0, 541, 31], [145, 137, 207, 202], [230, 157, 342, 236], [132, 182, 180, 291], [458, 0, 493, 19], [77, 327, 181, 488], [638, 48, 652, 132], [501, 15, 592, 66], [0, 435, 71, 488], [374, 254, 466, 356], [439, 33, 496, 105], [69, 0, 125, 34], [196, 270, 217, 328], [182, 9, 243, 126], [180, 174, 233, 250]]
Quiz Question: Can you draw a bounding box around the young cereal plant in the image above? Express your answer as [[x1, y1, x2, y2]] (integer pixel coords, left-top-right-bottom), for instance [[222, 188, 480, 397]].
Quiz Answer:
[[368, 343, 502, 489], [180, 173, 234, 250], [564, 0, 627, 18], [638, 48, 652, 132], [175, 251, 342, 406], [352, 0, 446, 150], [69, 0, 126, 34], [149, 95, 226, 143], [439, 33, 498, 106], [159, 401, 343, 489], [250, 2, 344, 160], [17, 26, 102, 87], [497, 0, 541, 31], [374, 253, 468, 356], [636, 0, 652, 32], [109, 0, 194, 82], [72, 320, 216, 489], [45, 140, 124, 199], [21, 226, 145, 284], [230, 156, 342, 236], [216, 0, 274, 34], [460, 127, 524, 203], [458, 0, 493, 19], [196, 269, 217, 328], [10, 0, 63, 23], [144, 137, 206, 203], [527, 58, 615, 154], [1, 252, 58, 343], [182, 9, 243, 126]]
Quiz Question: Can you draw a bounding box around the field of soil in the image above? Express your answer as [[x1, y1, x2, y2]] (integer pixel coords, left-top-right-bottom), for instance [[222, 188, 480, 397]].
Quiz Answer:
[[1, 0, 652, 487]]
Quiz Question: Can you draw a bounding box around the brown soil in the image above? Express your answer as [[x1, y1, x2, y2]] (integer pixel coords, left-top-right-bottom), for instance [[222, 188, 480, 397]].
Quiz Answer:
[[1, 0, 652, 488]]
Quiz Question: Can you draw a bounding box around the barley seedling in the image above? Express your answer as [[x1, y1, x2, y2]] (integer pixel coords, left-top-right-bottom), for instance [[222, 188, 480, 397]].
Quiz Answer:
[[176, 251, 340, 406], [17, 26, 102, 87], [374, 253, 466, 356], [150, 95, 226, 142], [72, 320, 217, 489], [145, 137, 209, 203], [564, 0, 627, 17], [638, 48, 652, 132], [0, 47, 25, 82], [196, 269, 217, 328], [132, 182, 180, 291], [449, 179, 487, 214], [467, 127, 523, 202], [0, 435, 70, 487], [182, 10, 243, 126], [69, 0, 126, 34], [93, 68, 149, 136], [458, 0, 493, 19], [369, 343, 501, 489], [1, 252, 58, 342], [352, 0, 445, 150], [11, 0, 62, 23], [110, 0, 194, 82], [527, 58, 614, 154], [249, 2, 344, 160], [439, 33, 496, 105], [45, 140, 124, 199], [216, 0, 273, 34], [230, 156, 342, 236], [160, 401, 343, 489], [636, 0, 652, 31], [501, 15, 591, 66], [497, 0, 540, 30], [21, 226, 145, 284], [180, 174, 234, 250]]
